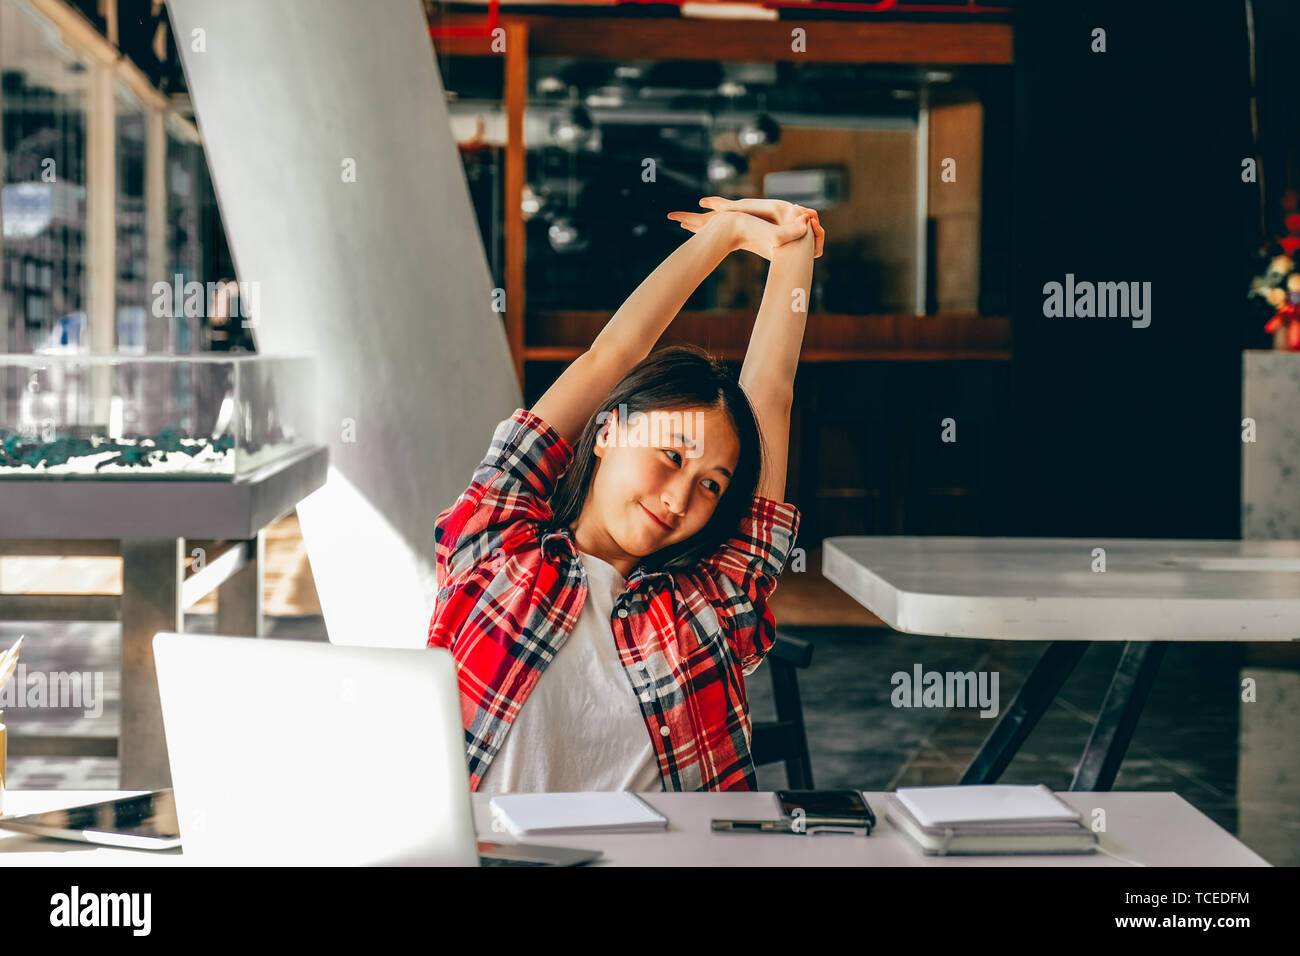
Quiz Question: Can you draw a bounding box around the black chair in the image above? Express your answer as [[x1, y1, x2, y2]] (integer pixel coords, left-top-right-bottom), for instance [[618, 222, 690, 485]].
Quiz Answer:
[[750, 631, 816, 789]]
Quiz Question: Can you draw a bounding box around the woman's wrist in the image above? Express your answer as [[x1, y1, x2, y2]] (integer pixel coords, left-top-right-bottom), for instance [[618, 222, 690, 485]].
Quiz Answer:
[[703, 210, 742, 253], [771, 226, 815, 260]]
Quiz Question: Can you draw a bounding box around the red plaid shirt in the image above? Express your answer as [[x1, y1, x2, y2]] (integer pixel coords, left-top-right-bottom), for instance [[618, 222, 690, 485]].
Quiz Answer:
[[428, 408, 801, 792]]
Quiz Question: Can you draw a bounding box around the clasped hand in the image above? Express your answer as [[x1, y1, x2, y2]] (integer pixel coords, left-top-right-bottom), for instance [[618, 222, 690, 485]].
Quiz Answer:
[[667, 197, 824, 260]]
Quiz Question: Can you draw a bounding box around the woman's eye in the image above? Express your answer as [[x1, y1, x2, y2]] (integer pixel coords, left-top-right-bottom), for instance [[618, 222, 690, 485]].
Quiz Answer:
[[662, 449, 720, 494]]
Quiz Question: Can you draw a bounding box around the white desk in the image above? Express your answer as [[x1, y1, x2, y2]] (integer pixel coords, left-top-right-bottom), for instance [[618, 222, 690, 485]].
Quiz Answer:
[[823, 536, 1300, 642], [0, 790, 1270, 866], [822, 536, 1300, 790]]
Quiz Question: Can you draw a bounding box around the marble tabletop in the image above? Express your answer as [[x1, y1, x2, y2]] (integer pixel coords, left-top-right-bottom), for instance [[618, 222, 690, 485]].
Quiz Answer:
[[822, 536, 1300, 642]]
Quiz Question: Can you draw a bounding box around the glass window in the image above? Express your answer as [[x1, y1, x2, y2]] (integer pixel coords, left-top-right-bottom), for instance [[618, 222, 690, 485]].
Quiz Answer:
[[164, 120, 200, 353], [166, 117, 238, 353], [1, 0, 91, 353], [115, 83, 147, 353]]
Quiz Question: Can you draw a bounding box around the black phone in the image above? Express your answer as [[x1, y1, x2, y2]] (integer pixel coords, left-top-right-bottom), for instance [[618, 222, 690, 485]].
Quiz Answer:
[[776, 789, 876, 834]]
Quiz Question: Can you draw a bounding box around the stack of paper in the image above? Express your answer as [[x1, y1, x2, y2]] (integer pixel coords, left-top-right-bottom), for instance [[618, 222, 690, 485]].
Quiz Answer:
[[489, 792, 669, 837], [885, 785, 1099, 856]]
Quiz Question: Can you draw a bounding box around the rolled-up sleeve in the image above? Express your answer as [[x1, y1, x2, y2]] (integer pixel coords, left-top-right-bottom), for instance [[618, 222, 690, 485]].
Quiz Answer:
[[696, 496, 801, 677], [433, 408, 574, 594]]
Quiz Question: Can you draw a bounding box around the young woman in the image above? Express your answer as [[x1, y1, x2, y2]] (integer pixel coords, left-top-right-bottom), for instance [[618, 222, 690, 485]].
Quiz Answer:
[[428, 197, 824, 793]]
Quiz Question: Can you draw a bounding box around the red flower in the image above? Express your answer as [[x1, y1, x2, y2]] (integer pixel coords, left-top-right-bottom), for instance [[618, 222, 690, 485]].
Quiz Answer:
[[1266, 303, 1300, 350]]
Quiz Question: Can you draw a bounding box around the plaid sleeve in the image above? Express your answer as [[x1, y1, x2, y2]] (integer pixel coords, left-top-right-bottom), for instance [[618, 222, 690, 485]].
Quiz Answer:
[[433, 408, 574, 595], [696, 496, 801, 677]]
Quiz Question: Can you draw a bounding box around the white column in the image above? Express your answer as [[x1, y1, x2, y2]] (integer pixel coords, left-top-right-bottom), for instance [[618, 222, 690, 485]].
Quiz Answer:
[[167, 0, 522, 647]]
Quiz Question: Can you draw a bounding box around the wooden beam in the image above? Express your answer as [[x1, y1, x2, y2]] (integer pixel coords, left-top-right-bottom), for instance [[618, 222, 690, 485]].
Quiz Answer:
[[0, 540, 121, 557], [434, 13, 1012, 64], [503, 21, 529, 391], [7, 735, 118, 758], [0, 594, 121, 621], [29, 0, 184, 113], [529, 309, 1011, 359]]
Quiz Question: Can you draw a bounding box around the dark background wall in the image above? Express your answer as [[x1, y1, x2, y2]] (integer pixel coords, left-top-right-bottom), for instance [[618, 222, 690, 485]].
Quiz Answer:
[[998, 0, 1258, 539]]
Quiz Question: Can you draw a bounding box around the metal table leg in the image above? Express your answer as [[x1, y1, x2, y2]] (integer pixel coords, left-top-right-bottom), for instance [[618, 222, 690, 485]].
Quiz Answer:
[[1069, 641, 1167, 792], [960, 641, 1090, 785], [119, 538, 183, 790], [216, 531, 265, 637]]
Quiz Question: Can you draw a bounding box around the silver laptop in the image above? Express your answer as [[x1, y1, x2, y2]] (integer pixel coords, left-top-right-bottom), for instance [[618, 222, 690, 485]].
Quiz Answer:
[[152, 632, 601, 866]]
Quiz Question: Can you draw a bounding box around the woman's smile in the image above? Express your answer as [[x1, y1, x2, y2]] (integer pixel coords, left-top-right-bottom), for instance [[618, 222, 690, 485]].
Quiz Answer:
[[640, 502, 675, 532]]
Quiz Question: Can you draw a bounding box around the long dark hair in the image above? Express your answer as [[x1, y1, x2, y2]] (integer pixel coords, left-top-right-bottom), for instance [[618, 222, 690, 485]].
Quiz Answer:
[[547, 345, 765, 573]]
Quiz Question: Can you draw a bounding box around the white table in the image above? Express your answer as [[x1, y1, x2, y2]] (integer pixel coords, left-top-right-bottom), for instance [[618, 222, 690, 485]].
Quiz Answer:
[[822, 536, 1300, 790], [0, 790, 1270, 866]]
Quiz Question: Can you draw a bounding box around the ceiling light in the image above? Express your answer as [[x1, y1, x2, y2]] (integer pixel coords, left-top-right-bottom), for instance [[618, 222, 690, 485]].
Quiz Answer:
[[681, 2, 776, 21], [521, 183, 542, 220], [548, 217, 589, 254], [585, 89, 625, 109], [738, 113, 780, 150], [550, 107, 593, 149], [707, 152, 748, 183]]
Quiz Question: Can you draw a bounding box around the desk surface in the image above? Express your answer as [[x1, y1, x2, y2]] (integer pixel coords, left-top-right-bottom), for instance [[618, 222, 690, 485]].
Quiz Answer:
[[823, 536, 1300, 642], [0, 790, 1269, 867]]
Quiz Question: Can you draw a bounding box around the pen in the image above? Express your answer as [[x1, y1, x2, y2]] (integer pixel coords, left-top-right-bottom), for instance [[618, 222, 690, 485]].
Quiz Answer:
[[712, 817, 874, 835], [711, 819, 794, 833]]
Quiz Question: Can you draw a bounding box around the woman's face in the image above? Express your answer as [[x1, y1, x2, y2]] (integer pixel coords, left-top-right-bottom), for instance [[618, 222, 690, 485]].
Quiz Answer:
[[571, 404, 740, 576]]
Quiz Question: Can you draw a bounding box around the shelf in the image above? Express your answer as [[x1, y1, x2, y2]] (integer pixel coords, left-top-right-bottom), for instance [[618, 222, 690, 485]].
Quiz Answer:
[[524, 310, 1011, 363]]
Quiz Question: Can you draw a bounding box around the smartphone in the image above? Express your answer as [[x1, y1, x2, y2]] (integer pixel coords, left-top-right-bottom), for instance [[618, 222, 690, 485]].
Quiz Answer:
[[776, 789, 876, 834]]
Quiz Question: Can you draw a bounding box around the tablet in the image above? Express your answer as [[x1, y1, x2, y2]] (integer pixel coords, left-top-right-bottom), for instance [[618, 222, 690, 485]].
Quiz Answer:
[[0, 789, 181, 850]]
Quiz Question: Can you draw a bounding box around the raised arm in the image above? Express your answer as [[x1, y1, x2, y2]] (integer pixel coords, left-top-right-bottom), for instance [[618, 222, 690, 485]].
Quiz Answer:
[[531, 219, 732, 448], [737, 228, 815, 502], [531, 211, 808, 448]]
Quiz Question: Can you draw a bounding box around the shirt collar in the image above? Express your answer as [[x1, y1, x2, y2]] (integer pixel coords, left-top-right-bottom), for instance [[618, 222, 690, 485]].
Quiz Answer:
[[541, 526, 673, 586]]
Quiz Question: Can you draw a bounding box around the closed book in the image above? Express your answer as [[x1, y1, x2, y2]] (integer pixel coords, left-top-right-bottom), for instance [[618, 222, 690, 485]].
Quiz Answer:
[[489, 791, 668, 837], [885, 791, 1099, 856]]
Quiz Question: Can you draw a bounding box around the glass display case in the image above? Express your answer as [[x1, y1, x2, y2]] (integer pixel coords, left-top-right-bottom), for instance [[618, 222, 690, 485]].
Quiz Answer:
[[0, 354, 317, 480]]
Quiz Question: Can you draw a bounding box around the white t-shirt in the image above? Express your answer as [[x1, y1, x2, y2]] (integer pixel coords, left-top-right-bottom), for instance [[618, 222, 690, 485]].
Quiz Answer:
[[476, 549, 663, 794]]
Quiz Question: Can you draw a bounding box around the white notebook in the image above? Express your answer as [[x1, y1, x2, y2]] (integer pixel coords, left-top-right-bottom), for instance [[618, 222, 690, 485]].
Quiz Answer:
[[489, 791, 669, 837], [895, 785, 1082, 828]]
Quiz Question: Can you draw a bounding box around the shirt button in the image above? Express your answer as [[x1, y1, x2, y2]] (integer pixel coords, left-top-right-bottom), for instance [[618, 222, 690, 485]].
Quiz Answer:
[[659, 725, 670, 737], [617, 608, 629, 618]]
